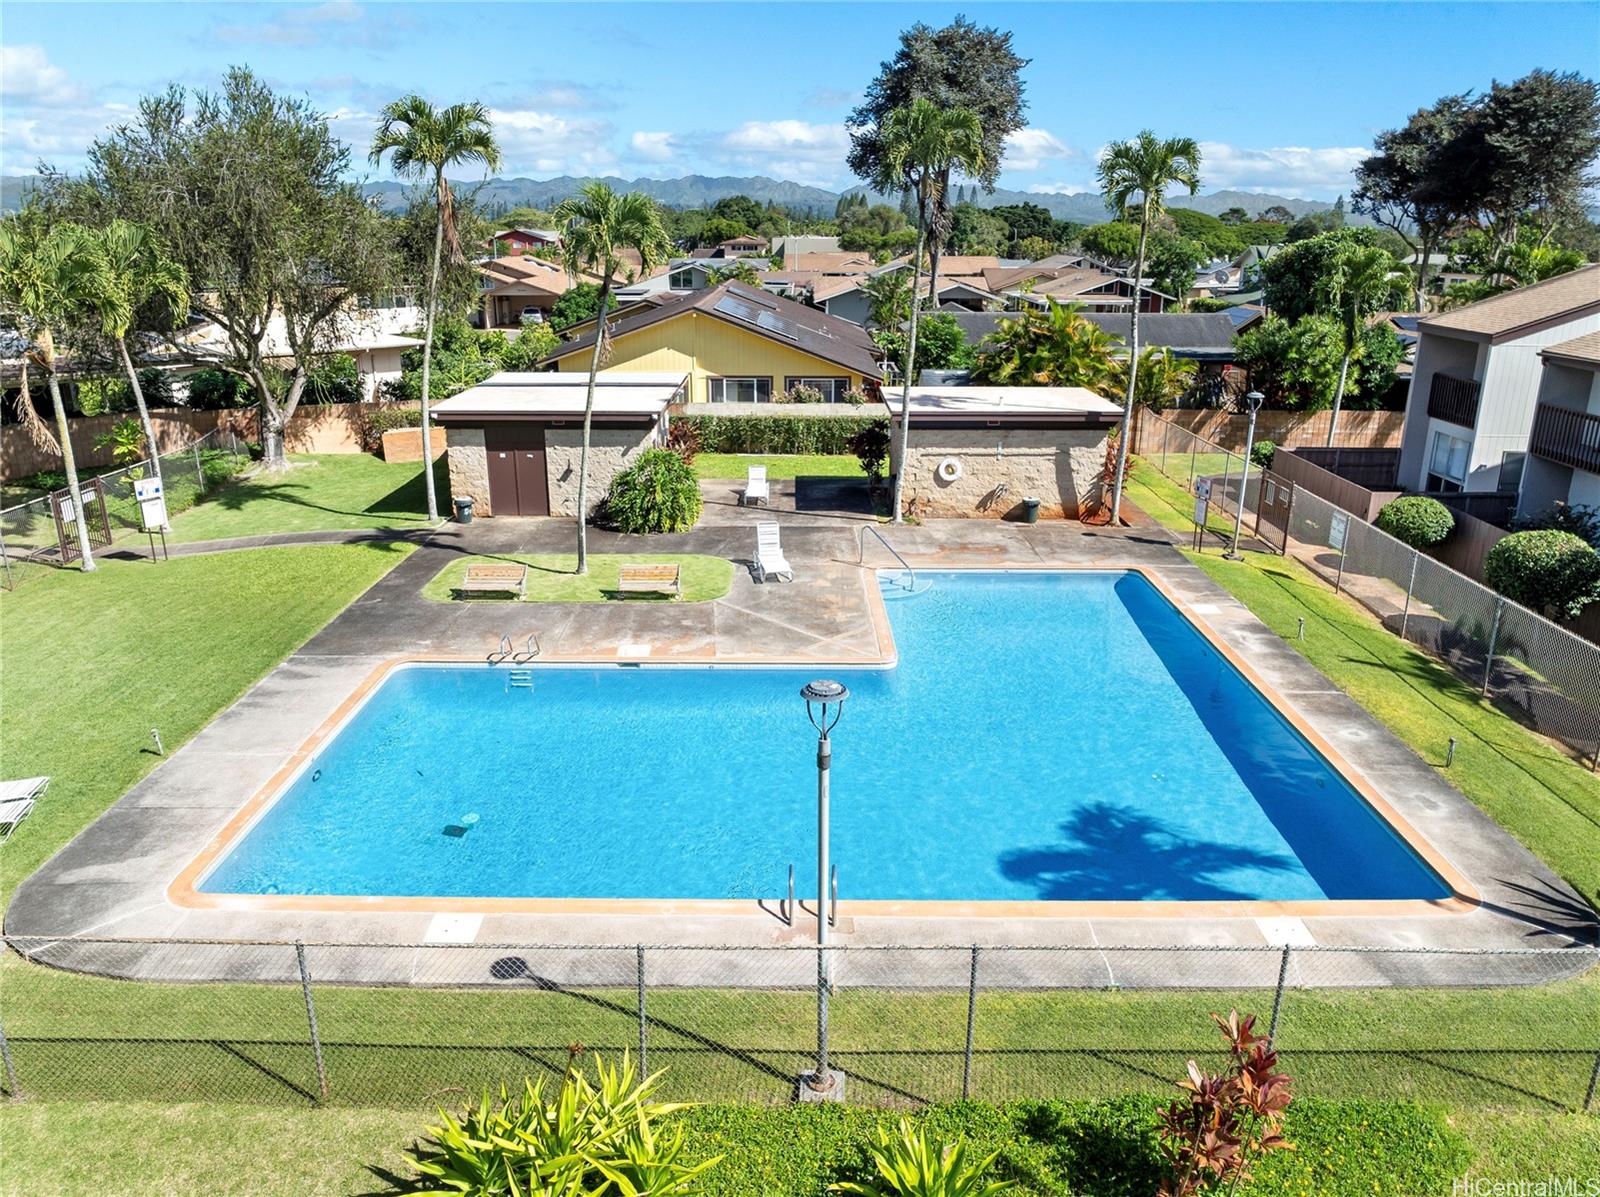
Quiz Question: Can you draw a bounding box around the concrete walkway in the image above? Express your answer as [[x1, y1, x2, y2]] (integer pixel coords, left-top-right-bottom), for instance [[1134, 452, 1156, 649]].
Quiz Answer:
[[9, 512, 1598, 986]]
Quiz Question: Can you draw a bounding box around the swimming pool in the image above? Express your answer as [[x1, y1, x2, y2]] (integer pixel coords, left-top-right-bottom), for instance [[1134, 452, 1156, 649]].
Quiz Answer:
[[193, 570, 1453, 905]]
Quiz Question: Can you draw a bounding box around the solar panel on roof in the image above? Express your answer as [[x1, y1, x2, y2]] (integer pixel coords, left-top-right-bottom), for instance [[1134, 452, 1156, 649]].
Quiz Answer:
[[713, 296, 761, 323], [1394, 315, 1421, 331], [755, 310, 798, 340]]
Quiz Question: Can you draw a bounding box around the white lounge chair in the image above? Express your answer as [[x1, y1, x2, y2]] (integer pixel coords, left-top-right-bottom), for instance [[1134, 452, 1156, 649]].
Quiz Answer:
[[743, 465, 769, 507], [754, 521, 794, 583], [0, 776, 46, 846]]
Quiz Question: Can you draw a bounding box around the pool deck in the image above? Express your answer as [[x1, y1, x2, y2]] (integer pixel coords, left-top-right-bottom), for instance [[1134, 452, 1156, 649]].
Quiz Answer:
[[9, 508, 1598, 987]]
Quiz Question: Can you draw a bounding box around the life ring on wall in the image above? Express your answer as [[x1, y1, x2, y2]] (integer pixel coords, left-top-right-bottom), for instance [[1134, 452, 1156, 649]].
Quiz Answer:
[[936, 457, 963, 482]]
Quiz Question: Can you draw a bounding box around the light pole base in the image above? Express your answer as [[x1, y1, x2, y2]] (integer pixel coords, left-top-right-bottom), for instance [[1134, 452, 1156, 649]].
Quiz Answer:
[[1222, 550, 1245, 561], [796, 1069, 846, 1102]]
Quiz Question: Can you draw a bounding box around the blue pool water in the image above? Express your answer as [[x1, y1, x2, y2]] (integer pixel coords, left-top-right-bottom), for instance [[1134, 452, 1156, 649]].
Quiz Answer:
[[200, 571, 1450, 903]]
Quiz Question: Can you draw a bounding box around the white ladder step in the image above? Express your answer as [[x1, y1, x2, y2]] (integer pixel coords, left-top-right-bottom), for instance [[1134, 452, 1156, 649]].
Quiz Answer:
[[508, 670, 534, 688]]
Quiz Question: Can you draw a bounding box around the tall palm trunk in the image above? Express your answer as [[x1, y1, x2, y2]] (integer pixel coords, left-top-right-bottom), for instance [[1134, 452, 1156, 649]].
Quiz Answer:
[[925, 167, 949, 312], [1327, 349, 1353, 448], [891, 224, 928, 525], [117, 336, 167, 529], [1413, 232, 1435, 313], [1108, 210, 1150, 523], [574, 274, 613, 573], [417, 169, 446, 522], [39, 330, 95, 571]]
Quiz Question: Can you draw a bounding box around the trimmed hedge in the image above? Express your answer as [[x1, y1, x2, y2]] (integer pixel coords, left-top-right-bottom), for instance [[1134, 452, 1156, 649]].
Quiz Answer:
[[1375, 495, 1455, 549], [673, 414, 881, 456], [670, 1097, 1470, 1197], [1484, 529, 1600, 620]]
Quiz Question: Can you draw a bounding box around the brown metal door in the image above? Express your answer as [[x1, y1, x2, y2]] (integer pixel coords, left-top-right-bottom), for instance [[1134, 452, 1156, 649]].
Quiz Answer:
[[485, 425, 523, 516], [512, 429, 549, 516]]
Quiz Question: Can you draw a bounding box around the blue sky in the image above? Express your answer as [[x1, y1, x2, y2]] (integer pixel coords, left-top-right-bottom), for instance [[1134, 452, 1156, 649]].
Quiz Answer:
[[3, 1, 1596, 198]]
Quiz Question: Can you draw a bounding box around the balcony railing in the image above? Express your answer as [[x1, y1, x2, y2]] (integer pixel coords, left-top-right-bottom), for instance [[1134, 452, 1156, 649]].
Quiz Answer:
[[1530, 402, 1600, 475], [1426, 372, 1481, 428]]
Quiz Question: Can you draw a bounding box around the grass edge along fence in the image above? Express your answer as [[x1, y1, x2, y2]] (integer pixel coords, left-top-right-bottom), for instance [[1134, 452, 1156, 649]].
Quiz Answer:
[[2, 937, 1598, 1113], [0, 427, 252, 589], [1137, 410, 1600, 768]]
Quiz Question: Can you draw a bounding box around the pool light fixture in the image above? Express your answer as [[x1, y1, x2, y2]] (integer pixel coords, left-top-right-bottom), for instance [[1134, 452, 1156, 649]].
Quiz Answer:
[[1224, 390, 1265, 562], [800, 678, 848, 1099]]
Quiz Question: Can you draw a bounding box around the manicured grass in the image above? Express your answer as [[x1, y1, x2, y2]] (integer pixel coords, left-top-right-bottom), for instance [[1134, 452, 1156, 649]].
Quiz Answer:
[[692, 452, 866, 480], [167, 453, 448, 542], [420, 553, 735, 603], [0, 543, 413, 907], [1128, 457, 1600, 910]]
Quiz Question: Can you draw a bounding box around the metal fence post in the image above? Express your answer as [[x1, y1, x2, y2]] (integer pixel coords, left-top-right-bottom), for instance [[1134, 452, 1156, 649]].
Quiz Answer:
[[1481, 598, 1504, 696], [193, 444, 205, 495], [636, 945, 647, 1076], [1267, 945, 1292, 1045], [1399, 550, 1419, 641], [0, 1012, 20, 1100], [962, 946, 980, 1100], [1584, 1045, 1600, 1112], [295, 941, 329, 1102]]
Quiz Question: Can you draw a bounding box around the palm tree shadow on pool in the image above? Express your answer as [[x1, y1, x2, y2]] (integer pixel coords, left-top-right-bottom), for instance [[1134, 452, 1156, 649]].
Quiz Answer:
[[999, 801, 1302, 901]]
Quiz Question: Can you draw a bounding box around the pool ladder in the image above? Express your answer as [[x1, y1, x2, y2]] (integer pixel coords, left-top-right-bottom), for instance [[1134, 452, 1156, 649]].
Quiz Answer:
[[489, 633, 541, 665], [779, 863, 837, 928]]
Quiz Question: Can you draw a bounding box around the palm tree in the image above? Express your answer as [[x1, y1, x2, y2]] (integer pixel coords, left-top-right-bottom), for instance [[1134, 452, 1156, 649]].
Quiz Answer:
[[552, 183, 670, 573], [1318, 245, 1397, 445], [1097, 131, 1201, 522], [873, 99, 985, 523], [371, 96, 502, 521], [83, 220, 190, 515], [0, 215, 111, 570]]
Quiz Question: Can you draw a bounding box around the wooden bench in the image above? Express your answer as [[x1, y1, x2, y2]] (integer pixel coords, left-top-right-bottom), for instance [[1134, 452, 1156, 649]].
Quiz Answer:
[[458, 563, 528, 600], [617, 562, 682, 599]]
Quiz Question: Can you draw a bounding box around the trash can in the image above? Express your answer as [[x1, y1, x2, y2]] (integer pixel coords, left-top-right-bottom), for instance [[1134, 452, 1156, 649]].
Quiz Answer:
[[453, 496, 474, 524], [1022, 496, 1041, 524]]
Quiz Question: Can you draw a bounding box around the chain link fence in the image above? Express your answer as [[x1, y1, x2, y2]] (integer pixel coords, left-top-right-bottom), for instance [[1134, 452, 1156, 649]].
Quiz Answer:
[[0, 427, 251, 588], [1137, 412, 1293, 553], [1287, 486, 1600, 766], [3, 937, 1596, 1113]]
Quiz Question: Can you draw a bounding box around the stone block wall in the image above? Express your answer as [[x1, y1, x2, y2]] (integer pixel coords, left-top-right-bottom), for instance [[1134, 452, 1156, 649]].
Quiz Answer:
[[892, 427, 1108, 519], [445, 426, 490, 515], [544, 426, 658, 517]]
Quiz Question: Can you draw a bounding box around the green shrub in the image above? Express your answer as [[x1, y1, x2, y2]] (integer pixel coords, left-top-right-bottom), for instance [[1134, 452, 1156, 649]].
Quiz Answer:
[[675, 414, 880, 455], [1249, 439, 1276, 470], [93, 417, 147, 465], [360, 405, 424, 452], [304, 354, 362, 405], [1485, 529, 1600, 619], [501, 323, 562, 370], [851, 420, 891, 489], [1517, 501, 1600, 549], [185, 368, 252, 410], [1375, 495, 1455, 549], [604, 447, 703, 533], [832, 1118, 1014, 1196]]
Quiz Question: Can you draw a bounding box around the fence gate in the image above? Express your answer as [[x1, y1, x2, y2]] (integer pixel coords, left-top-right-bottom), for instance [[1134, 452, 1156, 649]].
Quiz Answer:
[[49, 477, 113, 565], [1254, 468, 1294, 553]]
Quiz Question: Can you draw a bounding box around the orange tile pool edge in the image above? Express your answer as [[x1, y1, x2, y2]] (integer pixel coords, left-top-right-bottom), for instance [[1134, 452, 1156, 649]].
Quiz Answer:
[[167, 563, 1480, 919]]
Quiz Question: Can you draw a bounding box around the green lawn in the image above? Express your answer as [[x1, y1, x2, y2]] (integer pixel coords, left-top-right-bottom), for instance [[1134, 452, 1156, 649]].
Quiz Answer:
[[0, 543, 413, 907], [166, 453, 447, 543], [1127, 456, 1600, 910], [692, 453, 866, 480], [421, 553, 734, 603]]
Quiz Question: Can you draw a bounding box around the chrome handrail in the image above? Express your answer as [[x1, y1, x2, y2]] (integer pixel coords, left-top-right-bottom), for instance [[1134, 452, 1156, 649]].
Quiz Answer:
[[857, 525, 916, 591]]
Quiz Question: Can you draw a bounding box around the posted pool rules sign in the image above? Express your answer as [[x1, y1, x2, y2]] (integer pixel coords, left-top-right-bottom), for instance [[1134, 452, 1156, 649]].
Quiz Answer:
[[134, 476, 168, 531]]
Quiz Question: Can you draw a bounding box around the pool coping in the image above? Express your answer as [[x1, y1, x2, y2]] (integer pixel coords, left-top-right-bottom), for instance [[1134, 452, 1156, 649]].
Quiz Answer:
[[164, 562, 1480, 921]]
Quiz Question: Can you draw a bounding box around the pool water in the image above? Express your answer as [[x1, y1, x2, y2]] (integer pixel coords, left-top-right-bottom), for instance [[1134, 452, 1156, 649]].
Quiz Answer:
[[199, 571, 1450, 903]]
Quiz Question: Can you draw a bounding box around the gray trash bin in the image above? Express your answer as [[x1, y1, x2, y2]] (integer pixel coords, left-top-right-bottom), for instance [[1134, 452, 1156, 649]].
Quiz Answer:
[[453, 496, 474, 524], [1022, 496, 1041, 524]]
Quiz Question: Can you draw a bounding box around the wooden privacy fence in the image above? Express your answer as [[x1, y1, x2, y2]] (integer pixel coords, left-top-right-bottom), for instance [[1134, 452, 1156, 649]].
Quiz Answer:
[[1137, 408, 1405, 454]]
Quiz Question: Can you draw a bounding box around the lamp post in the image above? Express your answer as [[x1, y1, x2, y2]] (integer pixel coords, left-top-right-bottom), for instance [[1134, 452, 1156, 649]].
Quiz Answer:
[[800, 678, 848, 1099], [1224, 390, 1265, 561]]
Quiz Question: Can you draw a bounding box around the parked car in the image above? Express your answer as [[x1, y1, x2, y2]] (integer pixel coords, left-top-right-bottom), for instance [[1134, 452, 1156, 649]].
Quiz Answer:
[[519, 306, 545, 324]]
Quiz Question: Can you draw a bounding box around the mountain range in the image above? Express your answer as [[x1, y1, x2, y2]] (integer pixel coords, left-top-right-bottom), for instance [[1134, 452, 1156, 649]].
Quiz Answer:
[[2, 171, 1345, 223]]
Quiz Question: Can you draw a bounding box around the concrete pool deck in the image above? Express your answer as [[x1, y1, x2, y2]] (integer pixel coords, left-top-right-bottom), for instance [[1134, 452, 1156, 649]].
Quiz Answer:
[[8, 513, 1598, 986]]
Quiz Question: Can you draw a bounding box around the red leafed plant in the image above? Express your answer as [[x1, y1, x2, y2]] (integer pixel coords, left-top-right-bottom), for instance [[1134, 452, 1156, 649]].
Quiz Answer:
[[1156, 1010, 1293, 1197]]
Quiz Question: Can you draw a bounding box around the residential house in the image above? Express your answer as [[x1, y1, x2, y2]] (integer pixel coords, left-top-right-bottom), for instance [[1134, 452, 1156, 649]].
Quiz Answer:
[[782, 252, 879, 275], [477, 255, 578, 329], [434, 372, 687, 517], [1189, 260, 1246, 300], [540, 281, 882, 404], [811, 273, 1000, 325], [1007, 267, 1172, 313], [934, 310, 1241, 366], [1396, 265, 1600, 497], [489, 228, 561, 256], [1516, 331, 1600, 518], [689, 235, 771, 258], [773, 234, 841, 258]]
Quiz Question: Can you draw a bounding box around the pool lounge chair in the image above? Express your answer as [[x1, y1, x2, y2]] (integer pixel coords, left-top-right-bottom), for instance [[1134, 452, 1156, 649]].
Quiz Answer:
[[0, 776, 47, 846], [754, 521, 793, 583], [743, 465, 769, 507]]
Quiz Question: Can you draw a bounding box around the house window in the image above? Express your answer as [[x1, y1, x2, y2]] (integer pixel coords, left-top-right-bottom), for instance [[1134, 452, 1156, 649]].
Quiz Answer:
[[1427, 429, 1470, 492], [669, 269, 697, 290], [707, 377, 772, 403], [783, 376, 851, 402]]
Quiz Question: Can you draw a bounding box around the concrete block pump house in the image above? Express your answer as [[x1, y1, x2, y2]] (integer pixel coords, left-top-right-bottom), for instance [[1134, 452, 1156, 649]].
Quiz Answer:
[[540, 280, 883, 404], [432, 372, 686, 517]]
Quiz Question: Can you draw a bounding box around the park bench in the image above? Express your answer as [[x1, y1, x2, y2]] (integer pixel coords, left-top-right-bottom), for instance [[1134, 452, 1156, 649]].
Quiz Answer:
[[617, 562, 682, 599], [459, 563, 528, 600]]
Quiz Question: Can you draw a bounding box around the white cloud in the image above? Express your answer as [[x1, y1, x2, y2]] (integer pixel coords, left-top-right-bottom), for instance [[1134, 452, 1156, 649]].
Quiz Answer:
[[1003, 128, 1076, 172], [1198, 141, 1367, 198], [209, 2, 397, 48], [1026, 182, 1093, 196], [487, 108, 616, 175], [630, 131, 678, 163], [718, 120, 849, 185], [1, 46, 87, 106]]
